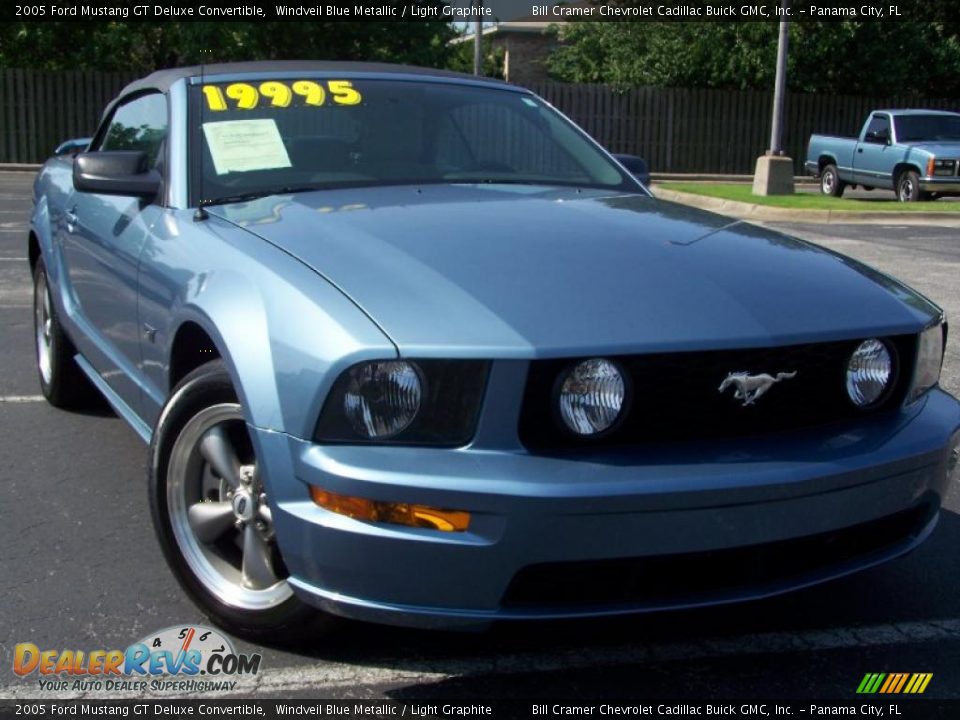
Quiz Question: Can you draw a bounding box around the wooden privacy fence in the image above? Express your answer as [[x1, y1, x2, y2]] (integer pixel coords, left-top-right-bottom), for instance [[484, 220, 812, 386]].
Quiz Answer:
[[0, 69, 138, 164], [2, 68, 960, 173], [528, 82, 960, 175]]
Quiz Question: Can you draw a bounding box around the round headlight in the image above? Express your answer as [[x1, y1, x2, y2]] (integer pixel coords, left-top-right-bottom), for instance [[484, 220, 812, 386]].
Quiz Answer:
[[344, 361, 422, 439], [846, 339, 893, 407], [558, 358, 626, 435]]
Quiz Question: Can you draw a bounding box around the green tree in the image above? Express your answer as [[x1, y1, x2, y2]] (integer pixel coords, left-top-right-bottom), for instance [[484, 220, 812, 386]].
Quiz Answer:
[[547, 21, 960, 97], [446, 38, 506, 79]]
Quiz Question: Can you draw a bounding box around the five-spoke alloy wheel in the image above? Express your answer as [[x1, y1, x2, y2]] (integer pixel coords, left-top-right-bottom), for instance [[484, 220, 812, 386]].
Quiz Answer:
[[149, 360, 323, 638], [167, 402, 292, 610]]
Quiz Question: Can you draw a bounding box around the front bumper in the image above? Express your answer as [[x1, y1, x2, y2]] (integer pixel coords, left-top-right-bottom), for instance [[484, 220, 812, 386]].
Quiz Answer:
[[255, 389, 960, 629], [919, 176, 960, 194]]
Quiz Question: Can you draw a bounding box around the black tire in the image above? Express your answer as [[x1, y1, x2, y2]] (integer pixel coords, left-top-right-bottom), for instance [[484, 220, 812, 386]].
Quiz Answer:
[[148, 359, 334, 641], [32, 258, 93, 408], [819, 164, 845, 197], [896, 170, 924, 202]]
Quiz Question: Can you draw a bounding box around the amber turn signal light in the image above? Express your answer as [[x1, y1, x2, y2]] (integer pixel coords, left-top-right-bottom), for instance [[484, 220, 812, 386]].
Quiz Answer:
[[310, 487, 470, 532]]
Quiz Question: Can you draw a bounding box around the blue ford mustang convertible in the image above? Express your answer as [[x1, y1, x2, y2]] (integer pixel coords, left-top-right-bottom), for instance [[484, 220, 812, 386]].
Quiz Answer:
[[29, 62, 960, 637]]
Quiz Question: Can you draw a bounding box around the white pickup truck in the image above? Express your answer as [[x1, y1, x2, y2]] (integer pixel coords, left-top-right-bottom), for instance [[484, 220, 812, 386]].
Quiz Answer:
[[805, 109, 960, 201]]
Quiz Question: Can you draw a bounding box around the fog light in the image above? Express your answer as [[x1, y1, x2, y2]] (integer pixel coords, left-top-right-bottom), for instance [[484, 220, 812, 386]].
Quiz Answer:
[[310, 487, 470, 532], [846, 339, 893, 407], [558, 358, 626, 435]]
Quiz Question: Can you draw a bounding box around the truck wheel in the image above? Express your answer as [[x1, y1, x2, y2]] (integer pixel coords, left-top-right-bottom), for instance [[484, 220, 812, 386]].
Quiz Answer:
[[149, 360, 335, 640], [896, 170, 923, 202], [820, 164, 845, 197], [33, 258, 93, 408]]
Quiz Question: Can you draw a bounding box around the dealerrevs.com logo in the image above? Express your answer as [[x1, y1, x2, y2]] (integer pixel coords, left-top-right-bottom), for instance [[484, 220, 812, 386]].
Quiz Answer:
[[13, 625, 262, 693]]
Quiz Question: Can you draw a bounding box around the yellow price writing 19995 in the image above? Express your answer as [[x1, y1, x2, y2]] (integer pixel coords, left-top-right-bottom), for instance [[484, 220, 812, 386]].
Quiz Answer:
[[202, 80, 363, 111]]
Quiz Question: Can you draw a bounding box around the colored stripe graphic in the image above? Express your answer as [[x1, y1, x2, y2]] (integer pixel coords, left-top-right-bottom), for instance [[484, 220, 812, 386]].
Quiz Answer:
[[857, 674, 876, 694], [858, 673, 932, 694], [879, 674, 897, 693], [892, 673, 910, 694], [908, 673, 933, 694]]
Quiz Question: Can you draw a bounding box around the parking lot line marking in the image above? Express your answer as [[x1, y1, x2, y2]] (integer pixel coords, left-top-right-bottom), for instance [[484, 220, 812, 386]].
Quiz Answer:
[[0, 615, 958, 699], [0, 395, 44, 403], [0, 257, 28, 261]]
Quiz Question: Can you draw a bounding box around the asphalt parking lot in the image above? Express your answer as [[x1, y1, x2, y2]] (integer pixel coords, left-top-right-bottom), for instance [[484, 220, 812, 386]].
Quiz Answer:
[[2, 170, 959, 706]]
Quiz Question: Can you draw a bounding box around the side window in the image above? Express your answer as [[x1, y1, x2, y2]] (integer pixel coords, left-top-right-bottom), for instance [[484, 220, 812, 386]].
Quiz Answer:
[[97, 93, 168, 166], [865, 114, 890, 140]]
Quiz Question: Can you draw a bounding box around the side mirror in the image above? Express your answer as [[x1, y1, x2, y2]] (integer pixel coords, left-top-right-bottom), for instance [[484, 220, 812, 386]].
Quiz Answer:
[[613, 154, 650, 186], [73, 151, 161, 198], [54, 138, 92, 157]]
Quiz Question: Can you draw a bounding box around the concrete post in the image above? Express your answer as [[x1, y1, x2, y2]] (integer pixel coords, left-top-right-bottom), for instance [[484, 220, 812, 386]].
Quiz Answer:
[[753, 3, 795, 196]]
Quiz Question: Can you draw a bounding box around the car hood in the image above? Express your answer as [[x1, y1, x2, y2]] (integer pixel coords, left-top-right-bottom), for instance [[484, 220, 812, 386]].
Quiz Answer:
[[211, 184, 939, 357], [904, 142, 960, 156]]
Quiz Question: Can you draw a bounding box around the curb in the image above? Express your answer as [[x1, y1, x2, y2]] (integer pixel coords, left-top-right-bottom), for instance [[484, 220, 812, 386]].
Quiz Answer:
[[651, 173, 816, 184], [0, 164, 42, 172], [652, 187, 960, 226]]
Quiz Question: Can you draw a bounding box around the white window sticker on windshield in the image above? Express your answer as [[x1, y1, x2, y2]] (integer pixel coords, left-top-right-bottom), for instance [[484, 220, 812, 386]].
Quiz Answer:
[[202, 119, 292, 175]]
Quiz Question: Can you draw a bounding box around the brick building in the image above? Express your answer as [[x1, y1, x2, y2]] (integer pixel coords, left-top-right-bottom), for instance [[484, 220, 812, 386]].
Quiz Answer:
[[453, 22, 564, 86]]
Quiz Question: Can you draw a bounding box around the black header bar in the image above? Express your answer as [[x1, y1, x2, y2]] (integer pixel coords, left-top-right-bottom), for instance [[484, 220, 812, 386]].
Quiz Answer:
[[3, 0, 958, 23]]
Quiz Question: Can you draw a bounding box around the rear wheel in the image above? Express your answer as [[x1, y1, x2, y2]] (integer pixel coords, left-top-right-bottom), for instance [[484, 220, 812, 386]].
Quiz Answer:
[[32, 258, 92, 408], [149, 360, 332, 640], [820, 164, 845, 197]]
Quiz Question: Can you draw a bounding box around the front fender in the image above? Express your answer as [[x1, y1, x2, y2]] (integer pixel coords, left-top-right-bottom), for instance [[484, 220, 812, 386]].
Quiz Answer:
[[140, 211, 396, 438], [29, 160, 74, 292], [30, 194, 53, 269]]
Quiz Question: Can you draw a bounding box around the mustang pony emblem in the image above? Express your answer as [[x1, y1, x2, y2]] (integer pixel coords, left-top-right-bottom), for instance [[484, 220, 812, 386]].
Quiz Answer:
[[718, 371, 797, 406]]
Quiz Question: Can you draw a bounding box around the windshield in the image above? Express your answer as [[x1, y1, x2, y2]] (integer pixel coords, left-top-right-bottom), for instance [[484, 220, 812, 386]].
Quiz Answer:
[[894, 114, 960, 142], [189, 77, 635, 206]]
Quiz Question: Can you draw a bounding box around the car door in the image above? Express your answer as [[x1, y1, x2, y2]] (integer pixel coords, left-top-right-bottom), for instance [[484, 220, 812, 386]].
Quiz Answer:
[[853, 113, 895, 189], [61, 92, 168, 416]]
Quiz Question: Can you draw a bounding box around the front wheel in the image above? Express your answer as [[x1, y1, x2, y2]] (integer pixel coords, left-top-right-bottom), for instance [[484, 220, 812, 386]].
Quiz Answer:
[[820, 164, 845, 197], [896, 170, 928, 202], [149, 360, 330, 639]]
